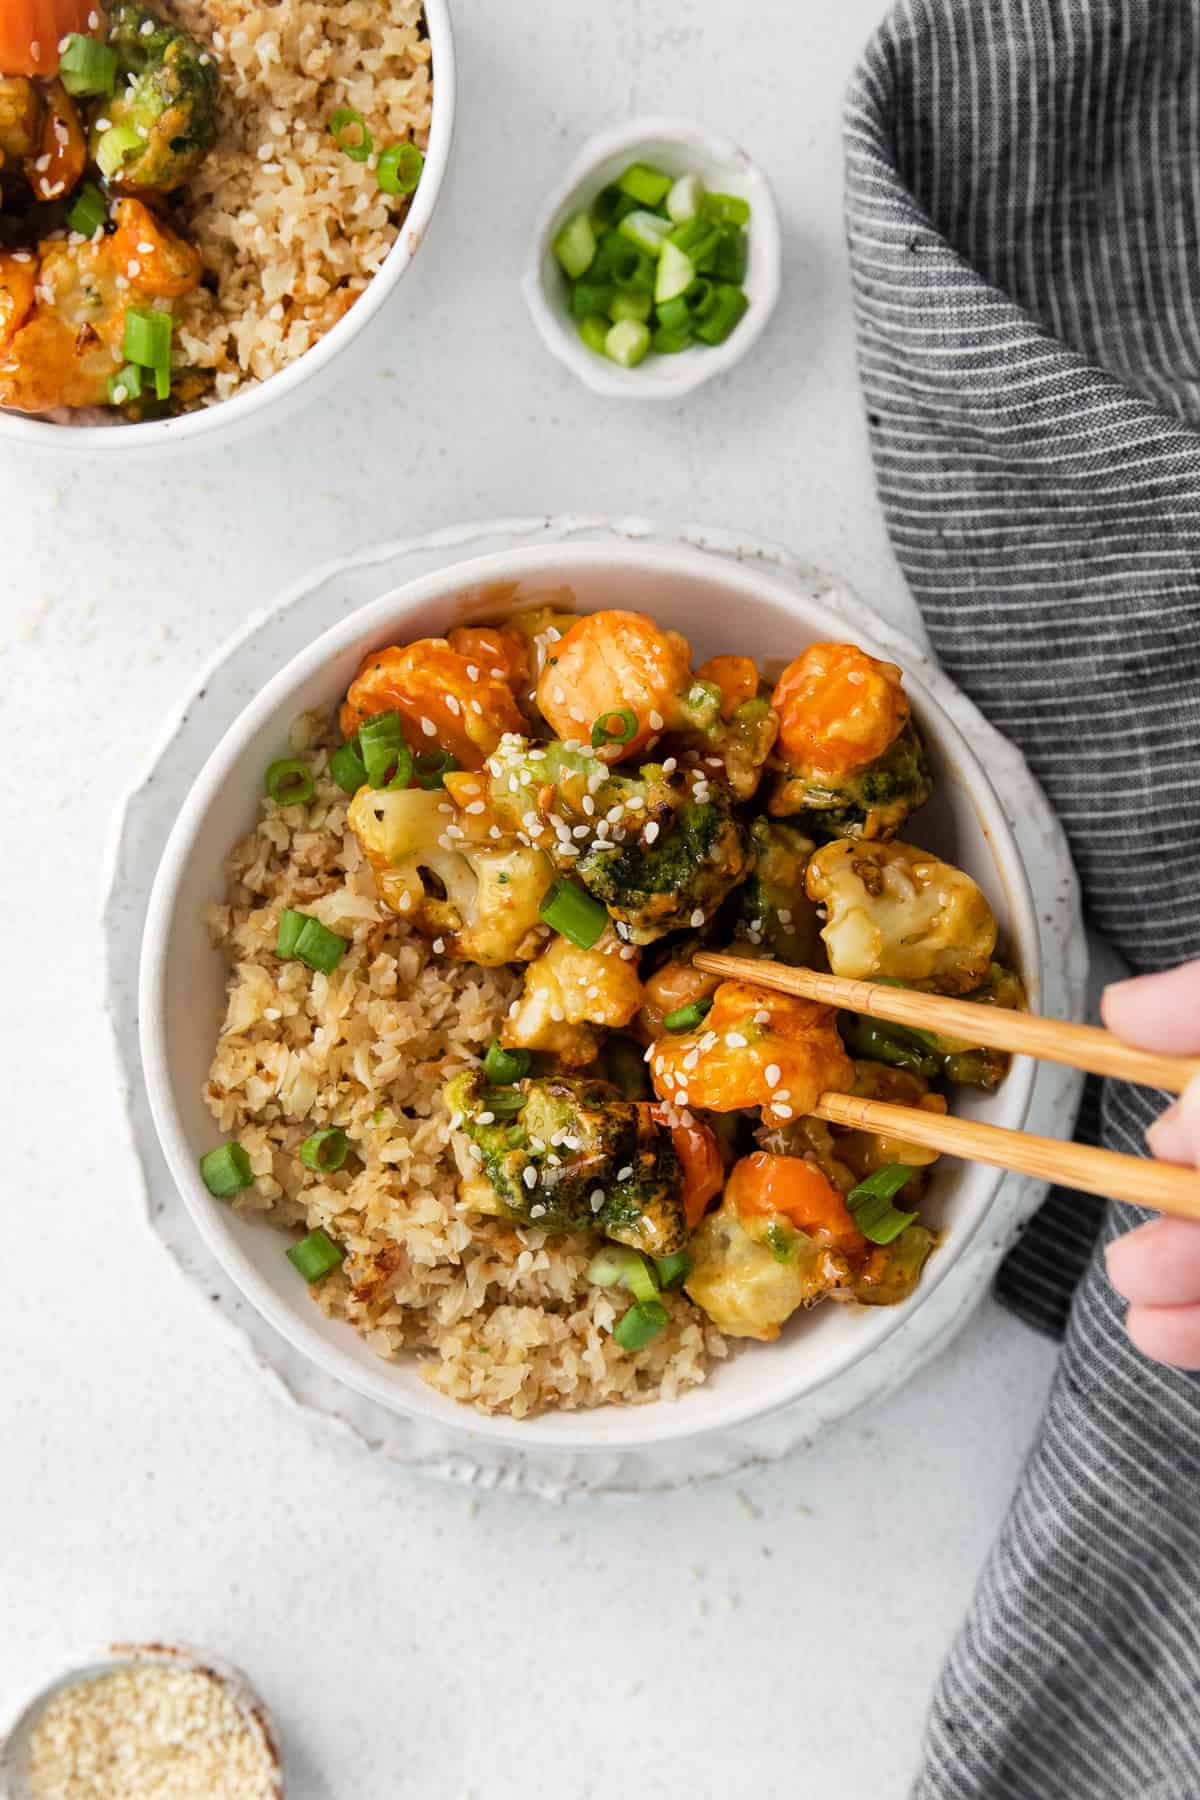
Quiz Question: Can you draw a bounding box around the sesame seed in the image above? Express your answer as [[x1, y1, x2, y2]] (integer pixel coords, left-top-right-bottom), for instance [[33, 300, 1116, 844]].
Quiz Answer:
[[530, 1203, 546, 1218], [725, 1032, 748, 1048], [445, 695, 461, 716], [523, 1166, 538, 1189], [465, 800, 485, 815], [466, 664, 480, 681], [617, 1165, 634, 1181], [477, 1111, 495, 1125], [572, 824, 590, 839], [690, 909, 705, 928], [644, 821, 660, 844], [764, 1064, 781, 1087], [420, 717, 437, 737], [590, 1188, 605, 1211], [774, 1105, 794, 1120], [649, 710, 664, 730], [432, 937, 445, 953]]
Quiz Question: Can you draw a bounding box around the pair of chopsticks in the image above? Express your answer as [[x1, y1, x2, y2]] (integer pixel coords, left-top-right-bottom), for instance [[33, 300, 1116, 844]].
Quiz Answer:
[[693, 952, 1200, 1218]]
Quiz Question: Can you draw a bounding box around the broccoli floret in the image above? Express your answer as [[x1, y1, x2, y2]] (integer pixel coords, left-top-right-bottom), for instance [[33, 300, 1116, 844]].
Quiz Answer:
[[445, 1070, 687, 1255], [94, 1, 219, 192], [769, 720, 932, 841], [839, 962, 1026, 1090], [725, 818, 822, 965], [676, 683, 779, 801], [845, 1225, 935, 1306]]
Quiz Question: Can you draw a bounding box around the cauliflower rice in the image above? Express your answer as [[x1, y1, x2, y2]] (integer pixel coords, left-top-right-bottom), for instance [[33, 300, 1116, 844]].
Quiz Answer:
[[159, 0, 432, 404], [204, 714, 727, 1417]]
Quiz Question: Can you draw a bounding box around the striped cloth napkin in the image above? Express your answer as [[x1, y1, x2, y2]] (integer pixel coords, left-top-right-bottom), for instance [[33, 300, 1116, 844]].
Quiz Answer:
[[844, 3, 1200, 1795]]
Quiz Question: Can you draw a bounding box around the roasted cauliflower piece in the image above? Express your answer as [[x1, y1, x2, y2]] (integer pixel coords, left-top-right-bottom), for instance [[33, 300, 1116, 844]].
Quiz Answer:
[[805, 838, 997, 995], [650, 979, 854, 1126], [339, 639, 527, 769], [0, 79, 39, 167], [839, 962, 1026, 1090], [726, 817, 823, 965], [767, 642, 932, 838], [347, 785, 553, 965], [445, 1070, 688, 1254], [501, 927, 643, 1069], [537, 608, 692, 763], [95, 1, 219, 192]]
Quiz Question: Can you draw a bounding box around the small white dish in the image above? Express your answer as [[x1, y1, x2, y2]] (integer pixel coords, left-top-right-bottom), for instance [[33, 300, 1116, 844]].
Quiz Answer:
[[0, 1643, 283, 1798], [0, 0, 455, 456], [523, 116, 781, 400]]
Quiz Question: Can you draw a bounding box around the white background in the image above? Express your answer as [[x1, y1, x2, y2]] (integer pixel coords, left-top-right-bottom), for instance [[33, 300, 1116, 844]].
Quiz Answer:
[[1, 1, 1062, 1793]]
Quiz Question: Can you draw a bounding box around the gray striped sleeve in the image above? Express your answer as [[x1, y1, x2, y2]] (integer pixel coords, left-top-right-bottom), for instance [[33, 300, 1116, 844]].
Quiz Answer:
[[844, 1, 1200, 1793]]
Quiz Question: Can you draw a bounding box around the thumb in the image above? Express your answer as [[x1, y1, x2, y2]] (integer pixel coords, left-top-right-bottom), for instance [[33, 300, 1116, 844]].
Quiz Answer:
[[1101, 958, 1200, 1053]]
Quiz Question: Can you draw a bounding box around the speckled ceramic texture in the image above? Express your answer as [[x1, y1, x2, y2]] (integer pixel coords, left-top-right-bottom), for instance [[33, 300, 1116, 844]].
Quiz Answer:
[[101, 517, 1087, 1499]]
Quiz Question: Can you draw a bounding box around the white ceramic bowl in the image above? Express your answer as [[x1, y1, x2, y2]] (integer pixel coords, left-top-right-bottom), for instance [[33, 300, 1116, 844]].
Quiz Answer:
[[139, 542, 1039, 1454], [523, 117, 781, 400], [0, 1, 454, 455]]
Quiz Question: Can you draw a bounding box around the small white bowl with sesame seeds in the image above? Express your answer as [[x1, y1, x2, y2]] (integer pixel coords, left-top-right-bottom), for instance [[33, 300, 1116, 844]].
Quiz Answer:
[[138, 539, 1040, 1455]]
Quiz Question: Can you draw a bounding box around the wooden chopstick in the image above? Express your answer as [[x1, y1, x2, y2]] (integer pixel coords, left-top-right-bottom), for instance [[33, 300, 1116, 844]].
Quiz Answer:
[[812, 1092, 1200, 1216], [694, 952, 1200, 1096]]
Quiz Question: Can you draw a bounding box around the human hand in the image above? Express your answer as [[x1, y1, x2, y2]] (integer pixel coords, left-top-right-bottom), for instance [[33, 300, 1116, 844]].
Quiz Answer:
[[1103, 960, 1200, 1368]]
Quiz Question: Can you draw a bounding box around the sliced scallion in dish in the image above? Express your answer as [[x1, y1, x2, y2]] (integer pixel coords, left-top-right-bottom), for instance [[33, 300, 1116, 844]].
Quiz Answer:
[[200, 1142, 253, 1198], [276, 909, 348, 973], [329, 739, 367, 794], [59, 33, 117, 96], [358, 712, 412, 788], [654, 1251, 692, 1289], [122, 306, 173, 401], [481, 1086, 526, 1117], [106, 364, 143, 406], [286, 1228, 345, 1282], [613, 1299, 670, 1351], [329, 107, 372, 162], [299, 1127, 349, 1173], [663, 996, 713, 1032], [414, 748, 459, 790], [483, 1041, 531, 1085], [96, 122, 142, 179], [539, 879, 608, 950], [68, 181, 108, 238], [591, 707, 638, 749], [377, 141, 424, 195], [264, 758, 315, 806], [847, 1164, 919, 1245], [586, 1245, 660, 1304], [556, 160, 752, 368]]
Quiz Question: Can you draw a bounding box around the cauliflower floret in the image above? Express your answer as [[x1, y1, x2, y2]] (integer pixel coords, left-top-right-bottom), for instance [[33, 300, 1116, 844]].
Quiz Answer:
[[649, 979, 853, 1125], [502, 927, 642, 1068], [339, 639, 526, 769], [684, 1195, 858, 1341], [348, 786, 552, 965], [805, 838, 997, 995]]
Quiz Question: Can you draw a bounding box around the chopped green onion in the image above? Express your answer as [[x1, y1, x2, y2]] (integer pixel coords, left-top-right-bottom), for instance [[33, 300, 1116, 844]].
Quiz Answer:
[[701, 191, 751, 226], [358, 712, 412, 788], [684, 278, 715, 319], [96, 122, 143, 179], [59, 33, 117, 96], [123, 306, 172, 372], [286, 1228, 345, 1282], [483, 1041, 531, 1085], [571, 280, 616, 319], [578, 313, 610, 356], [616, 161, 673, 207], [586, 1245, 659, 1303], [299, 1127, 349, 1173], [293, 917, 349, 974], [693, 284, 749, 345], [663, 996, 714, 1032], [330, 107, 372, 162], [539, 879, 608, 950], [652, 326, 691, 354], [713, 227, 748, 283], [667, 215, 721, 268], [68, 181, 108, 238], [609, 290, 652, 324], [764, 1220, 797, 1263], [330, 739, 367, 794], [590, 184, 636, 229], [614, 1299, 670, 1351], [847, 1165, 919, 1245], [666, 173, 704, 223], [655, 240, 695, 306], [617, 208, 672, 258], [377, 140, 423, 194], [276, 908, 307, 960], [106, 364, 143, 406], [611, 248, 656, 294], [199, 1142, 253, 1198], [605, 318, 651, 368], [414, 748, 458, 790], [264, 757, 315, 806], [553, 210, 597, 280], [655, 294, 692, 333], [590, 706, 638, 748], [481, 1086, 526, 1118], [654, 1251, 692, 1288], [624, 1257, 662, 1306]]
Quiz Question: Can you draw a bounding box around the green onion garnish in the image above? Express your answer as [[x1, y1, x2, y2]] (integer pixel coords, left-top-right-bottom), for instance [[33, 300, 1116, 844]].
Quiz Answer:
[[299, 1127, 349, 1173], [552, 210, 597, 280], [585, 1245, 660, 1304], [96, 122, 143, 179], [276, 908, 307, 960], [609, 290, 652, 324], [667, 214, 721, 268], [616, 160, 673, 207], [358, 712, 412, 788], [264, 757, 315, 806], [613, 1299, 670, 1351], [654, 1251, 692, 1289], [847, 1165, 919, 1245], [277, 911, 349, 973], [578, 314, 610, 355], [666, 173, 703, 223], [539, 879, 608, 950], [483, 1041, 531, 1085], [714, 227, 748, 283], [663, 996, 713, 1033], [481, 1086, 526, 1118], [605, 318, 651, 368], [106, 364, 143, 406], [330, 107, 372, 162], [655, 294, 691, 334], [654, 240, 695, 307], [286, 1228, 345, 1282], [590, 184, 636, 229], [199, 1142, 253, 1198], [330, 739, 367, 794], [617, 208, 672, 258], [701, 191, 751, 226], [652, 327, 691, 354], [693, 283, 749, 346], [590, 707, 638, 748], [611, 248, 656, 294], [571, 280, 616, 319], [414, 748, 458, 790], [68, 182, 108, 238], [59, 32, 117, 96], [123, 306, 172, 372], [377, 141, 424, 194]]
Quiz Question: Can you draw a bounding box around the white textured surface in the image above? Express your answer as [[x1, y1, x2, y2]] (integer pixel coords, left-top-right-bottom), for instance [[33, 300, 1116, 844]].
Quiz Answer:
[[1, 1, 1069, 1794]]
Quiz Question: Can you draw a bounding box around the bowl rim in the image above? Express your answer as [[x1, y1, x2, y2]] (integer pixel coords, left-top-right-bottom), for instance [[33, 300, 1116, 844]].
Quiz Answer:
[[522, 114, 782, 401], [0, 0, 456, 452], [138, 540, 1039, 1452]]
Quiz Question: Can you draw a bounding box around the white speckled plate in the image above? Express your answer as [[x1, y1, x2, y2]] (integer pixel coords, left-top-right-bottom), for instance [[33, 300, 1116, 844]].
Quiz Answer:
[[100, 516, 1086, 1499]]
